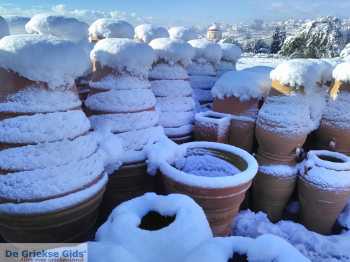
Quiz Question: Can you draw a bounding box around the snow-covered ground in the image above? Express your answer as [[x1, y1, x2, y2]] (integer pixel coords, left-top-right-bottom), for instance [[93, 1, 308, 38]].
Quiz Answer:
[[237, 55, 286, 70]]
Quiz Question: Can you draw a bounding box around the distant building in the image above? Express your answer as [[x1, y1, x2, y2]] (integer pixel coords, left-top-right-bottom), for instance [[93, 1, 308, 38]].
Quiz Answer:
[[207, 24, 222, 42]]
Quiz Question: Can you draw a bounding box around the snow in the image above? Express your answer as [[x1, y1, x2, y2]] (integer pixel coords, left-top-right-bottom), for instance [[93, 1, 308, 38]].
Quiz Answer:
[[0, 34, 90, 89], [89, 19, 134, 40], [187, 62, 216, 76], [333, 62, 350, 83], [156, 141, 258, 188], [0, 87, 81, 113], [134, 24, 169, 43], [151, 80, 192, 97], [85, 89, 156, 113], [156, 97, 195, 112], [149, 63, 189, 80], [90, 75, 151, 91], [164, 124, 193, 137], [340, 43, 350, 59], [259, 164, 299, 178], [89, 111, 159, 134], [25, 14, 89, 43], [0, 172, 107, 215], [4, 16, 29, 35], [91, 38, 155, 78], [321, 92, 350, 129], [0, 151, 104, 202], [159, 111, 194, 128], [149, 38, 195, 67], [185, 234, 309, 262], [0, 110, 90, 144], [189, 75, 217, 89], [212, 66, 272, 101], [0, 134, 97, 171], [188, 38, 222, 64], [96, 193, 212, 262], [219, 42, 242, 62], [338, 200, 350, 229], [168, 26, 199, 41], [0, 16, 9, 38], [234, 210, 350, 262], [300, 150, 350, 189], [195, 111, 231, 136]]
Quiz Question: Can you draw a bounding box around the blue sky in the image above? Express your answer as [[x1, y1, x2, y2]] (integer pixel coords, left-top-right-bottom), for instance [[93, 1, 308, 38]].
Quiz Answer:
[[1, 0, 350, 25]]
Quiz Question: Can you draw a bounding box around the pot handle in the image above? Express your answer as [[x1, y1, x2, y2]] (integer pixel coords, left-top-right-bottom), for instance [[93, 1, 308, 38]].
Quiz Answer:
[[329, 139, 336, 150]]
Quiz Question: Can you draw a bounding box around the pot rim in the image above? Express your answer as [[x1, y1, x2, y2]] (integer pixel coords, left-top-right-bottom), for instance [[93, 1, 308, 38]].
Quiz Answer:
[[159, 142, 258, 189], [307, 150, 350, 171]]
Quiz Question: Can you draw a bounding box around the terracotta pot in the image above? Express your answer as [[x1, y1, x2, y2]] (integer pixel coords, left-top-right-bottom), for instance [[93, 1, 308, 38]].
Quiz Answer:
[[0, 189, 105, 243], [230, 116, 256, 153], [213, 97, 259, 117], [194, 111, 231, 143], [255, 123, 307, 160], [159, 142, 258, 236], [252, 168, 297, 222], [99, 161, 155, 222], [298, 150, 350, 234]]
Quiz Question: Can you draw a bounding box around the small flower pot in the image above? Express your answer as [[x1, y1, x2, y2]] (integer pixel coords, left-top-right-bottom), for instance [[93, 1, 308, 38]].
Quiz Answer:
[[159, 142, 258, 236], [252, 165, 297, 222], [194, 111, 231, 143], [299, 150, 350, 234]]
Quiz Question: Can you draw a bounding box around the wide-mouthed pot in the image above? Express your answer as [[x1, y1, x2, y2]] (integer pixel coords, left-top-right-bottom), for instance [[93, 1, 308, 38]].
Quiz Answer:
[[159, 142, 258, 236]]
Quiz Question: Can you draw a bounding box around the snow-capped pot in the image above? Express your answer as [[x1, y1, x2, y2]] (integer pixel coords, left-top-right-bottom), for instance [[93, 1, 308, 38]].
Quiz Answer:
[[0, 16, 9, 39], [315, 63, 350, 155], [149, 38, 196, 143], [252, 164, 298, 222], [194, 111, 231, 143], [184, 234, 309, 262], [96, 193, 212, 262], [212, 66, 272, 153], [0, 35, 107, 242], [188, 39, 222, 109], [217, 42, 242, 76], [134, 24, 169, 43], [158, 142, 258, 236], [168, 26, 199, 41], [299, 150, 350, 234], [87, 38, 163, 218], [88, 19, 134, 43]]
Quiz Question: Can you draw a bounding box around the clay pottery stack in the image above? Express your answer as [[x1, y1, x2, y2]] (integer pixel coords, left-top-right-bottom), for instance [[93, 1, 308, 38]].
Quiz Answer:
[[212, 66, 272, 153], [86, 38, 162, 220], [0, 35, 107, 242], [188, 39, 222, 110], [217, 42, 242, 77], [299, 150, 350, 234], [194, 111, 231, 143], [159, 142, 258, 236], [149, 38, 196, 144]]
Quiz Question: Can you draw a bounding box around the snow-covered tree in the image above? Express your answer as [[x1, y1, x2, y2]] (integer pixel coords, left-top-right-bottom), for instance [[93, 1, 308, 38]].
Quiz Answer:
[[270, 26, 286, 54], [280, 16, 345, 58], [244, 39, 270, 54]]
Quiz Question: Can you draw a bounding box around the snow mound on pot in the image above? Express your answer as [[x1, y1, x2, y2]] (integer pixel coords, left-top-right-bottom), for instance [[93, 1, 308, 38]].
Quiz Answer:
[[156, 141, 258, 188], [270, 59, 325, 90], [0, 16, 9, 38], [219, 42, 242, 62], [88, 242, 139, 262], [234, 210, 350, 262], [25, 14, 89, 43], [333, 62, 350, 83], [89, 19, 134, 39], [212, 66, 272, 101], [0, 34, 90, 89], [91, 38, 155, 77], [5, 16, 29, 35], [168, 26, 199, 41], [188, 38, 222, 64], [96, 193, 212, 262], [185, 234, 309, 262], [338, 200, 350, 229], [135, 24, 169, 43], [149, 38, 194, 67]]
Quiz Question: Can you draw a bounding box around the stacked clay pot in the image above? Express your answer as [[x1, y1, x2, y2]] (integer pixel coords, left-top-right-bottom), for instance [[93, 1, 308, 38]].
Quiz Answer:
[[299, 150, 350, 234], [159, 142, 258, 236], [252, 60, 325, 222], [149, 38, 196, 144], [0, 35, 107, 243], [212, 66, 272, 153], [86, 38, 164, 220], [96, 193, 212, 262], [217, 42, 242, 77], [187, 39, 222, 110], [88, 19, 134, 43], [315, 62, 350, 155]]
